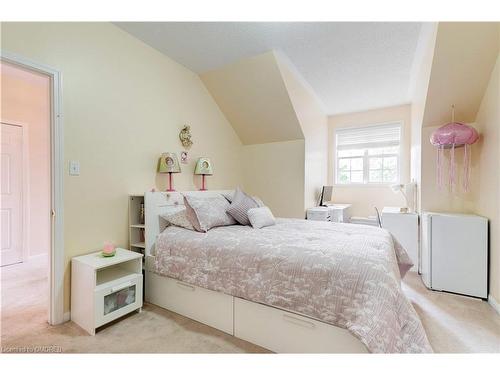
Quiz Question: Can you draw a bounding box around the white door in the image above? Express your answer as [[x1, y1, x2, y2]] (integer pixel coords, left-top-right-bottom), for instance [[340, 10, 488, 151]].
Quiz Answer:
[[1, 123, 24, 266]]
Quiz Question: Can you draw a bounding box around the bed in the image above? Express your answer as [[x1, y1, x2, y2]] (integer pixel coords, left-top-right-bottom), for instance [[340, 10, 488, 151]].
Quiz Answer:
[[143, 191, 432, 353]]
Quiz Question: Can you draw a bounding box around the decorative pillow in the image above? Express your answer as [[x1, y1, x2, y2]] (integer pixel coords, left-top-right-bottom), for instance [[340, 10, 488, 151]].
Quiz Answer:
[[221, 189, 265, 206], [226, 188, 261, 225], [183, 195, 236, 232], [221, 190, 235, 203], [247, 206, 276, 229], [160, 207, 194, 231]]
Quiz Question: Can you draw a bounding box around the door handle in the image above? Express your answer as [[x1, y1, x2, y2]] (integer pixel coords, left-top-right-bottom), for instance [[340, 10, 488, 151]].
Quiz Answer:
[[176, 281, 195, 291], [283, 314, 316, 329], [110, 281, 133, 293]]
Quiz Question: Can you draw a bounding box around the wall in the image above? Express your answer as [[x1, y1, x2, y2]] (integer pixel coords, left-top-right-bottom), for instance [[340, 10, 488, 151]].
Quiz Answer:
[[422, 23, 500, 127], [276, 54, 328, 211], [200, 52, 304, 144], [201, 50, 327, 216], [242, 140, 305, 218], [1, 61, 51, 258], [474, 52, 500, 302], [1, 22, 243, 314], [328, 104, 412, 217], [410, 23, 438, 212]]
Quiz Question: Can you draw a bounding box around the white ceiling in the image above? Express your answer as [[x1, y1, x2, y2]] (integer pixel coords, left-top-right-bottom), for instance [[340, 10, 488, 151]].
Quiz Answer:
[[115, 22, 423, 115]]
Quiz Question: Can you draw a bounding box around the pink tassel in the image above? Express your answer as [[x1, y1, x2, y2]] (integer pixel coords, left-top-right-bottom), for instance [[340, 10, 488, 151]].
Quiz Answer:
[[437, 146, 443, 189], [450, 144, 456, 192], [463, 144, 471, 192]]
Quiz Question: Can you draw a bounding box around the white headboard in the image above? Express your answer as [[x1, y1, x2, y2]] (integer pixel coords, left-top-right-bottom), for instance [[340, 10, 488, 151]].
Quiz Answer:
[[144, 190, 233, 257]]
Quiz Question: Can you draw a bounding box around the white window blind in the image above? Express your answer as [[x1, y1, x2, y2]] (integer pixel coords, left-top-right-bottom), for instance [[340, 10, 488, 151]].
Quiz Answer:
[[335, 122, 401, 185], [336, 123, 401, 151]]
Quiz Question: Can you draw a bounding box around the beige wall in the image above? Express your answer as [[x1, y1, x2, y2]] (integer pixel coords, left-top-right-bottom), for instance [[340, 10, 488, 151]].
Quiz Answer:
[[1, 22, 243, 313], [410, 24, 438, 212], [200, 52, 303, 145], [276, 55, 328, 211], [328, 104, 411, 217], [242, 140, 305, 218], [202, 50, 327, 216], [1, 62, 51, 258], [422, 23, 500, 128], [474, 52, 500, 302]]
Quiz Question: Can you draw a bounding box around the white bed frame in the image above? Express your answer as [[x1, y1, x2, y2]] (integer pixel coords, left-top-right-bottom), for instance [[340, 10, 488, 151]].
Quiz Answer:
[[144, 191, 367, 353]]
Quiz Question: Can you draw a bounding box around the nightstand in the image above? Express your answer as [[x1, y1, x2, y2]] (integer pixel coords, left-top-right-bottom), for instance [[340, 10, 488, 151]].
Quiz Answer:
[[71, 248, 143, 335], [381, 207, 419, 271]]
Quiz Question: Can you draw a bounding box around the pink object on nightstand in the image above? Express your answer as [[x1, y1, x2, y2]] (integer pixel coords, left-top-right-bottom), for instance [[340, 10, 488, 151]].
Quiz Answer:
[[102, 242, 116, 257]]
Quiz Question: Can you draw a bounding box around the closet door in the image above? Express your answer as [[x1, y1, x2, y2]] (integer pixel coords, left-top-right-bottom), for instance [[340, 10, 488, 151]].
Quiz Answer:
[[1, 123, 24, 266]]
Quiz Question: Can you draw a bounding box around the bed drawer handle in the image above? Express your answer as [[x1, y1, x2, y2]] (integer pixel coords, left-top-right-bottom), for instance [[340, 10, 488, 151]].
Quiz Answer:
[[282, 314, 316, 329], [176, 281, 195, 292]]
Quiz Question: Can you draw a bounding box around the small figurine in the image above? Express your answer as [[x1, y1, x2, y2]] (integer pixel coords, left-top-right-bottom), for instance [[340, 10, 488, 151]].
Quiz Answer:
[[179, 125, 193, 149]]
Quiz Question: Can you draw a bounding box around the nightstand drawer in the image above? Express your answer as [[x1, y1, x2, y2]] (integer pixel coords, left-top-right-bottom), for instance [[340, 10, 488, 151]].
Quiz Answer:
[[94, 273, 143, 328]]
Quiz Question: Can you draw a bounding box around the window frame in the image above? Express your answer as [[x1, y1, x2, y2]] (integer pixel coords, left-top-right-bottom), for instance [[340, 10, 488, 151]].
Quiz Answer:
[[334, 122, 402, 186]]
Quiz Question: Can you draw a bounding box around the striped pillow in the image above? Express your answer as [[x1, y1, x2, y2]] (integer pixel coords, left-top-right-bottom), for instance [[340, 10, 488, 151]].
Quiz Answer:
[[226, 188, 261, 225]]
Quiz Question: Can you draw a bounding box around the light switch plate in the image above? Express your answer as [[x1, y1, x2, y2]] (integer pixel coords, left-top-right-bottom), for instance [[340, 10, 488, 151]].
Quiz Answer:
[[69, 160, 80, 176]]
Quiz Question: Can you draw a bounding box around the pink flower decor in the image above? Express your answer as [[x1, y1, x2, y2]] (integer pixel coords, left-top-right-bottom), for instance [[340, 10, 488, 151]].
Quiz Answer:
[[430, 122, 479, 192], [102, 242, 116, 256]]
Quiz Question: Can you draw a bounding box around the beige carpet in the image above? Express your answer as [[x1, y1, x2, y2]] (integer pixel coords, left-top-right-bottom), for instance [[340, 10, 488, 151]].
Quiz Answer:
[[1, 258, 499, 353]]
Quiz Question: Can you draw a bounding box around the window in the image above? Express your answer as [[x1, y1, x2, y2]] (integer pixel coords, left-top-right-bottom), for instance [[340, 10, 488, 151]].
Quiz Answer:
[[335, 123, 401, 185]]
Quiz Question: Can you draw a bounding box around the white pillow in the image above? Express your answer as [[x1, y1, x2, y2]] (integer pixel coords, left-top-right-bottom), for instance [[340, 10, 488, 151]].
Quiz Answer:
[[160, 207, 195, 231], [247, 206, 276, 229]]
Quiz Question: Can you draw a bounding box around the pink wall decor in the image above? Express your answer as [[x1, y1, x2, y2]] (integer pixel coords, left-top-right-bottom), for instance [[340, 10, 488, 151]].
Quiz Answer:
[[430, 106, 479, 192]]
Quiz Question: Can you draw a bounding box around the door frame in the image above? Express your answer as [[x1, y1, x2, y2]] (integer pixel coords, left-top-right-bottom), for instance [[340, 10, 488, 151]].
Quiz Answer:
[[1, 50, 65, 325], [0, 120, 30, 264]]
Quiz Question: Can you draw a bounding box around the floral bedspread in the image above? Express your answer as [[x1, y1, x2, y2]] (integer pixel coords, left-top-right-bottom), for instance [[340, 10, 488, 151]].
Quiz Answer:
[[153, 219, 432, 353]]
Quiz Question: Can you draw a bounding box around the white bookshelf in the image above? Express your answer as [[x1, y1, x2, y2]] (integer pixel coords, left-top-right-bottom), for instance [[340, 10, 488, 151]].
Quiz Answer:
[[129, 194, 146, 254]]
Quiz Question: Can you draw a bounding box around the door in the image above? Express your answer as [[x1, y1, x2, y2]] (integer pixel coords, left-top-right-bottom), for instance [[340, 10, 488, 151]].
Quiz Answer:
[[1, 123, 24, 266], [431, 214, 488, 298]]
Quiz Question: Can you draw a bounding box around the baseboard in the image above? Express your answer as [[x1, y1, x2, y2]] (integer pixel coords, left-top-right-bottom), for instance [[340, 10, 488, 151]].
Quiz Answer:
[[488, 294, 500, 315], [28, 253, 49, 262], [63, 311, 71, 322]]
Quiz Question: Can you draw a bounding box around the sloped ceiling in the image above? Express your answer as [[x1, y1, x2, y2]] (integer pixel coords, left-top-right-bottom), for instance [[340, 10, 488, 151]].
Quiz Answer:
[[115, 22, 422, 115], [422, 22, 500, 127], [200, 51, 304, 145]]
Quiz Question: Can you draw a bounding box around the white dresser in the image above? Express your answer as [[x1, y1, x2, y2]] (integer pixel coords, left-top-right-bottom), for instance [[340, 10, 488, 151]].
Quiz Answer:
[[381, 207, 419, 271]]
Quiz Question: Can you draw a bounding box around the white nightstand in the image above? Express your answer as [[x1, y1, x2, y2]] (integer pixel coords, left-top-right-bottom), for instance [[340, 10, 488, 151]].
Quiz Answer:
[[381, 207, 419, 271], [71, 248, 143, 335]]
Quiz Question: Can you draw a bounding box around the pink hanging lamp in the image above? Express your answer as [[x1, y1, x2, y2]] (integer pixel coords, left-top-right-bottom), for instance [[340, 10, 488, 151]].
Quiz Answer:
[[430, 105, 479, 192]]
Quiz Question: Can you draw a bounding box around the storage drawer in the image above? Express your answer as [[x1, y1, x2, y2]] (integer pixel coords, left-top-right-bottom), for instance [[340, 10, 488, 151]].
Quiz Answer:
[[94, 273, 142, 328], [234, 298, 367, 353], [145, 272, 233, 334]]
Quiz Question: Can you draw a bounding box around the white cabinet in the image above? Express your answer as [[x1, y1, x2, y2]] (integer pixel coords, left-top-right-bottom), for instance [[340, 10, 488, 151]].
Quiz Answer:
[[381, 207, 419, 271], [306, 204, 352, 223], [421, 212, 488, 299], [71, 248, 143, 335]]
